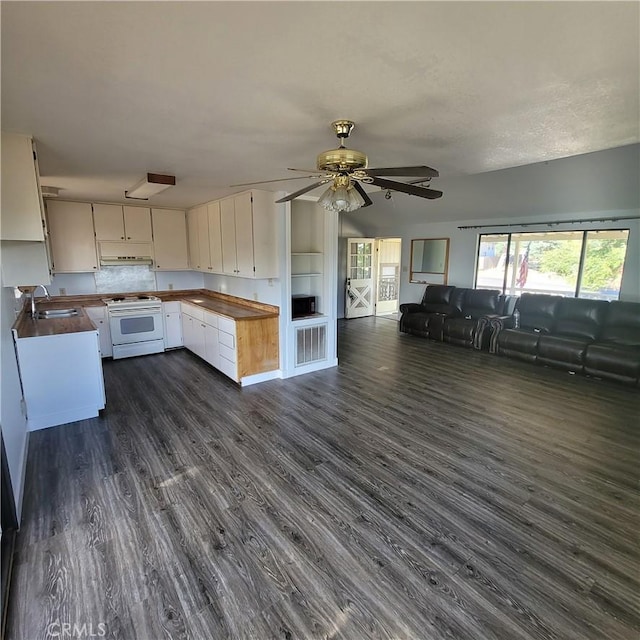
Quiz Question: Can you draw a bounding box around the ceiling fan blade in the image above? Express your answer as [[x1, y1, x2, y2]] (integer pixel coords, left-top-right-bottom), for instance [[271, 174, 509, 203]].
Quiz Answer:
[[230, 175, 322, 187], [365, 166, 439, 178], [352, 180, 373, 207], [369, 177, 443, 200], [275, 179, 332, 203], [286, 168, 328, 174]]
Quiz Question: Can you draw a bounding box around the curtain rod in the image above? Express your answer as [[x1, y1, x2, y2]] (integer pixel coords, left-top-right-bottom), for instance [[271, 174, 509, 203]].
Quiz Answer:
[[458, 214, 640, 230]]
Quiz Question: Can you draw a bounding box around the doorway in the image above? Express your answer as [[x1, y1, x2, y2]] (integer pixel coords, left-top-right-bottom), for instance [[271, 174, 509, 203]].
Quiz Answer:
[[375, 238, 401, 317], [344, 237, 402, 320]]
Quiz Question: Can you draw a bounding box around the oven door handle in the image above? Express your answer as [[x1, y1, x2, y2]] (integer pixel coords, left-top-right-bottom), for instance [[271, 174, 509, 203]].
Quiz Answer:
[[108, 307, 162, 317]]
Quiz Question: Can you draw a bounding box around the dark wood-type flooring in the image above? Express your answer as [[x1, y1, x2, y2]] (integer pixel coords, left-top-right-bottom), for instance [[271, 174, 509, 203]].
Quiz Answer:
[[7, 317, 640, 639]]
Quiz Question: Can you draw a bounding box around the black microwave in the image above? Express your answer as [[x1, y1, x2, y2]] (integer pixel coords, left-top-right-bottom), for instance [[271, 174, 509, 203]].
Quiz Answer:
[[292, 295, 316, 318]]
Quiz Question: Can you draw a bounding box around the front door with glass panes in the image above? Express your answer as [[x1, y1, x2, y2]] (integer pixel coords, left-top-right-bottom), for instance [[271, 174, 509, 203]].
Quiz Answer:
[[345, 238, 375, 318]]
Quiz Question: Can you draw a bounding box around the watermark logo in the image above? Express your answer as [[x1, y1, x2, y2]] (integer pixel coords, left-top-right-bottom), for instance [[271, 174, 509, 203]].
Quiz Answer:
[[46, 621, 107, 638]]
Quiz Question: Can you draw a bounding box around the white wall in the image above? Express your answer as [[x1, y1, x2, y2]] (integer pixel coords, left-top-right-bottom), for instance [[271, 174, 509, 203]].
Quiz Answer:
[[0, 285, 29, 521], [202, 273, 281, 306]]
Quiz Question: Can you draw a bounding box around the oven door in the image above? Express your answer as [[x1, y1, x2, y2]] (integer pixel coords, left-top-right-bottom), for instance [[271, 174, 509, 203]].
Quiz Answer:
[[109, 307, 164, 345]]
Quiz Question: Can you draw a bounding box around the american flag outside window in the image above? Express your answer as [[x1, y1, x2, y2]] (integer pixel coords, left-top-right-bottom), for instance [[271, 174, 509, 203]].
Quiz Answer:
[[516, 243, 530, 288]]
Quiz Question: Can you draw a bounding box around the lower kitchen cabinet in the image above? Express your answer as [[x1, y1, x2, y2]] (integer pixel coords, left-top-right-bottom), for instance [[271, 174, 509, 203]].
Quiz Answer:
[[13, 329, 106, 431], [181, 303, 205, 359], [179, 302, 278, 385], [163, 301, 183, 349], [84, 305, 113, 357]]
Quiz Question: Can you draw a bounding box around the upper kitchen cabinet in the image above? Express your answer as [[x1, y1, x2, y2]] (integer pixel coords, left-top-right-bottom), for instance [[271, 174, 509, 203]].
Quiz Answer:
[[46, 201, 98, 273], [187, 207, 200, 270], [1, 133, 45, 241], [185, 202, 223, 273], [93, 204, 152, 242], [207, 201, 223, 273], [151, 208, 188, 270], [220, 191, 279, 279]]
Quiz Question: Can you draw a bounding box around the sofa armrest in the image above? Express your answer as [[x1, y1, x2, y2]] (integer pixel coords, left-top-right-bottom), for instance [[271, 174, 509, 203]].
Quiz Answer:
[[485, 315, 515, 353], [399, 303, 424, 314]]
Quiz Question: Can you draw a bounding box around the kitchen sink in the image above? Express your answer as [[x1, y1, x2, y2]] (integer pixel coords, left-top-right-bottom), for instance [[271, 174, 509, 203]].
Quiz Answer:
[[34, 308, 81, 319]]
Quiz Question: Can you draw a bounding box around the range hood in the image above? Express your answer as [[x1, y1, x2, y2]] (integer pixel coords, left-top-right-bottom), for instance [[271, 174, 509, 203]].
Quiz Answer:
[[98, 242, 153, 266]]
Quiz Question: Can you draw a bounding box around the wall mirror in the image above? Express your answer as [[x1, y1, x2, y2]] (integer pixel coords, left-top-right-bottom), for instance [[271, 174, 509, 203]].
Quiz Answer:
[[410, 238, 450, 284]]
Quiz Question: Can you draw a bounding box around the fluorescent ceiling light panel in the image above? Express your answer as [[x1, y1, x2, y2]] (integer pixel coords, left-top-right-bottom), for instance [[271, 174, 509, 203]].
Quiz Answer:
[[125, 173, 175, 200]]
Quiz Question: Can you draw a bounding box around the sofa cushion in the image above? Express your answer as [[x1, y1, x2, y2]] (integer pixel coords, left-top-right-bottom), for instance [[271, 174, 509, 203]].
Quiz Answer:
[[460, 289, 502, 318], [585, 342, 640, 384], [600, 301, 640, 345], [553, 298, 608, 341], [537, 334, 590, 371], [421, 285, 455, 305], [517, 294, 563, 333], [497, 328, 541, 363]]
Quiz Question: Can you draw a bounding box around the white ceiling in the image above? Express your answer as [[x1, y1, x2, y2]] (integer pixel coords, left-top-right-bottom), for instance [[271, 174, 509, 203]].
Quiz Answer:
[[2, 1, 639, 211]]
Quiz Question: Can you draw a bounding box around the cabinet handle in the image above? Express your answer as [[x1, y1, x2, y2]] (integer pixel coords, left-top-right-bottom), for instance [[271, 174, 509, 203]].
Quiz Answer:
[[127, 236, 131, 240], [93, 266, 97, 269], [157, 264, 160, 268], [121, 236, 124, 239]]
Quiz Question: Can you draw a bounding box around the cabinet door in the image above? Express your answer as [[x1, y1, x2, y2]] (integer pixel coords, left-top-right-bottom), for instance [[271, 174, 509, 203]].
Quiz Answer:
[[193, 321, 206, 359], [220, 197, 237, 275], [207, 201, 223, 273], [182, 312, 195, 351], [196, 205, 211, 272], [85, 306, 113, 358], [1, 133, 44, 241], [164, 311, 183, 349], [187, 208, 200, 270], [93, 204, 125, 241], [233, 192, 255, 277], [152, 209, 188, 270], [46, 201, 98, 273], [203, 323, 219, 368], [123, 206, 152, 241]]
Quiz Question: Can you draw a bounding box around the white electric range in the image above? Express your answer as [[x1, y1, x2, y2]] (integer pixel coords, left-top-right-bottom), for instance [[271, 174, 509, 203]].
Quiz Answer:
[[104, 295, 165, 359]]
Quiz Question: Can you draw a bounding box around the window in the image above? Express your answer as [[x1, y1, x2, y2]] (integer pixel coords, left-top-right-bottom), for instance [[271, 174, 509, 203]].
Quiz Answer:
[[475, 229, 629, 300]]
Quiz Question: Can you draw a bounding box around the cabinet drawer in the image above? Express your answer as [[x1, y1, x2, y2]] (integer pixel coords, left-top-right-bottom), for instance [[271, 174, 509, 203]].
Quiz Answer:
[[163, 301, 181, 313], [218, 354, 238, 380], [203, 310, 218, 328], [218, 316, 236, 336], [180, 302, 204, 321], [219, 342, 236, 363], [218, 330, 235, 350]]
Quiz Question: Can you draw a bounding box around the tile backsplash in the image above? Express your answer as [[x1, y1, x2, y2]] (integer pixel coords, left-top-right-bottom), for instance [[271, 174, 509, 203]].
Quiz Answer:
[[94, 266, 156, 293]]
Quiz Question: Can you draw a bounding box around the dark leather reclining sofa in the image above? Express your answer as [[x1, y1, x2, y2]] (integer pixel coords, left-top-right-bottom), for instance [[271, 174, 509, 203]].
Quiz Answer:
[[399, 285, 515, 350], [495, 293, 640, 386], [399, 285, 640, 386]]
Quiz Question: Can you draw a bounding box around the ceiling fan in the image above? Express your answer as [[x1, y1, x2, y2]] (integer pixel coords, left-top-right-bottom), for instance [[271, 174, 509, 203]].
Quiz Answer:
[[231, 120, 443, 212]]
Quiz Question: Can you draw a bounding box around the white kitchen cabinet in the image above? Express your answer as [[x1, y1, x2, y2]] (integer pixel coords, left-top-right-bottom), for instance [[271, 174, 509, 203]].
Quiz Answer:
[[181, 303, 205, 358], [1, 133, 45, 241], [196, 205, 211, 272], [187, 208, 200, 270], [163, 301, 183, 349], [151, 208, 188, 270], [13, 329, 105, 431], [220, 191, 278, 278], [203, 323, 220, 369], [207, 201, 223, 273], [46, 201, 98, 273], [93, 204, 152, 242], [85, 305, 113, 358]]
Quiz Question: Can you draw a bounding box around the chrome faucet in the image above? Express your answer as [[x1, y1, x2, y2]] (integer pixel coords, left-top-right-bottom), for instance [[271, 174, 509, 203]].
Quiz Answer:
[[30, 284, 51, 318]]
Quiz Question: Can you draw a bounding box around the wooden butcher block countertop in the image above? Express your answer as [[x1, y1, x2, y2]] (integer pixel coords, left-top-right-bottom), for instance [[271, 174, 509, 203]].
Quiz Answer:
[[13, 289, 278, 339], [12, 306, 97, 339]]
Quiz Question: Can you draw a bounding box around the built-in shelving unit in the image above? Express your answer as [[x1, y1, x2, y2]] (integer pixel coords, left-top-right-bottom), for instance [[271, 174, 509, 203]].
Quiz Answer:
[[284, 198, 338, 377], [290, 202, 325, 319]]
